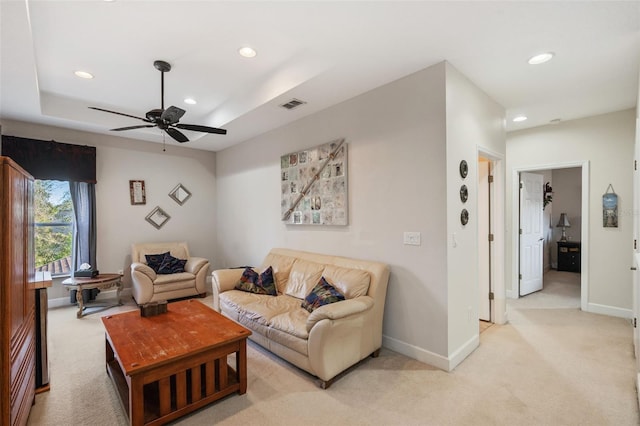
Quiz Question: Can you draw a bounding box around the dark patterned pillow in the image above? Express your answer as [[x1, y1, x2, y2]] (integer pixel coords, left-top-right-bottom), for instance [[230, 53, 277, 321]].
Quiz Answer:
[[145, 252, 170, 273], [234, 266, 277, 296], [157, 254, 187, 274], [301, 277, 345, 313]]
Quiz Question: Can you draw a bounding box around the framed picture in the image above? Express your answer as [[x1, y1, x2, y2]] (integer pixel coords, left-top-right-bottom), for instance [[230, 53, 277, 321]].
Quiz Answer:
[[145, 206, 170, 229], [169, 183, 192, 205], [603, 189, 618, 228], [129, 180, 146, 205]]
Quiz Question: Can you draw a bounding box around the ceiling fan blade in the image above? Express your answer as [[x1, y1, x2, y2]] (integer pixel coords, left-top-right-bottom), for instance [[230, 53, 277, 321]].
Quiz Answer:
[[111, 124, 157, 131], [89, 106, 151, 122], [175, 123, 227, 135], [161, 106, 186, 124], [166, 127, 189, 143]]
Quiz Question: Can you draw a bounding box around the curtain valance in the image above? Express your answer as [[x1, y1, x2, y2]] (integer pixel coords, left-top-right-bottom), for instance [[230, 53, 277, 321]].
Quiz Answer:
[[1, 135, 96, 183]]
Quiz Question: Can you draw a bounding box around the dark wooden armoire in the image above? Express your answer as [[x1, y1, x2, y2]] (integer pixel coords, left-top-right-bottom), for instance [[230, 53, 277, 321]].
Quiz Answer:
[[0, 156, 36, 426]]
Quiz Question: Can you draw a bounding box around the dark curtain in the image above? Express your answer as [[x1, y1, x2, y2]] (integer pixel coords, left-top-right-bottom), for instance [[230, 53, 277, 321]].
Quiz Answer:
[[69, 182, 97, 271], [1, 135, 96, 183]]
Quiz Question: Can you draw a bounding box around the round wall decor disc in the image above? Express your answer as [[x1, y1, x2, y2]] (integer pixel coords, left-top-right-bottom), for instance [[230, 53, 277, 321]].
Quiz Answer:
[[459, 160, 468, 178], [460, 208, 469, 225]]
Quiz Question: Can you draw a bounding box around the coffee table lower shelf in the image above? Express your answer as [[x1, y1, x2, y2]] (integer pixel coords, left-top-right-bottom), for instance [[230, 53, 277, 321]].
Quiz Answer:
[[105, 338, 245, 426]]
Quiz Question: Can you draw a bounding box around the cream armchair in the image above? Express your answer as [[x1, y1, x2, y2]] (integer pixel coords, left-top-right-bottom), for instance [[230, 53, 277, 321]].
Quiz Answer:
[[130, 242, 209, 305]]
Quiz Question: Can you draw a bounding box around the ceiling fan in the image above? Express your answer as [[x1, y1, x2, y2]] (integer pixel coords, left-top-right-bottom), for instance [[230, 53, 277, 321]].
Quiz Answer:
[[89, 60, 226, 143]]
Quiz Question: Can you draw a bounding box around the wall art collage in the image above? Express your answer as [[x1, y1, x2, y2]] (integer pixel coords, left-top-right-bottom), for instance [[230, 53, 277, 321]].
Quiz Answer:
[[280, 138, 348, 226]]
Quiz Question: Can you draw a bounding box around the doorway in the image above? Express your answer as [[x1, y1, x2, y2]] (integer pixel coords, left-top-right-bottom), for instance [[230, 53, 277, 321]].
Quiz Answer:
[[477, 149, 506, 327], [511, 162, 589, 310]]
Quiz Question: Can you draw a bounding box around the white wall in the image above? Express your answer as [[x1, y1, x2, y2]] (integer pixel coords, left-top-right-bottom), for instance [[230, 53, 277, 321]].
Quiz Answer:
[[1, 119, 217, 299], [506, 109, 635, 314], [444, 63, 505, 362], [215, 61, 505, 369]]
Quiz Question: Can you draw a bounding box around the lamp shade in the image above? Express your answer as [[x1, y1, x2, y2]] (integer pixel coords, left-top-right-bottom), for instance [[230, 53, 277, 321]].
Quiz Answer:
[[556, 213, 571, 228]]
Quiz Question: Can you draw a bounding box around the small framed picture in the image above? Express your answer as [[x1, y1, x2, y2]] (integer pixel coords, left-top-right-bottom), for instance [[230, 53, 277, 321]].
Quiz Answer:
[[145, 206, 171, 229], [169, 183, 192, 206], [129, 180, 146, 205]]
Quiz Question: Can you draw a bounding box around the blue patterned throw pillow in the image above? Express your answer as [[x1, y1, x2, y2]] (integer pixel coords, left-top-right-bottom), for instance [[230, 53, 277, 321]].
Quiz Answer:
[[301, 277, 345, 313], [157, 254, 187, 274], [145, 252, 170, 273], [234, 266, 277, 296]]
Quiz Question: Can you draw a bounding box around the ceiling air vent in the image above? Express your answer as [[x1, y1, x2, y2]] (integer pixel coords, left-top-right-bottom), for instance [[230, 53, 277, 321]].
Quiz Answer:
[[280, 98, 307, 110]]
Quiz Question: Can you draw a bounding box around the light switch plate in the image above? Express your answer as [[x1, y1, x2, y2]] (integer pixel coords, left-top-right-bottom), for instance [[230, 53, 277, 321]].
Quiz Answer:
[[403, 231, 421, 246]]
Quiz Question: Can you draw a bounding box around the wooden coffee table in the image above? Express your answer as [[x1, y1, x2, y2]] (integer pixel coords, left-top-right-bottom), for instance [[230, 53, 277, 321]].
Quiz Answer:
[[101, 299, 251, 426]]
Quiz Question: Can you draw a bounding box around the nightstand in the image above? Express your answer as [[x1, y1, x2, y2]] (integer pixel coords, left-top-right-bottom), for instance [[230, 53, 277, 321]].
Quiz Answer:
[[557, 241, 581, 273]]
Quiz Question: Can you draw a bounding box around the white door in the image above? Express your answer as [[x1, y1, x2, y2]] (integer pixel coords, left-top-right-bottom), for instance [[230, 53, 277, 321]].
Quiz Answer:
[[520, 172, 544, 296], [478, 159, 491, 321]]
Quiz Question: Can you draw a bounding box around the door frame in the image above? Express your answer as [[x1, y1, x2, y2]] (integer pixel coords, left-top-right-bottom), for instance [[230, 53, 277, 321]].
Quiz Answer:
[[477, 147, 505, 325], [511, 161, 590, 312]]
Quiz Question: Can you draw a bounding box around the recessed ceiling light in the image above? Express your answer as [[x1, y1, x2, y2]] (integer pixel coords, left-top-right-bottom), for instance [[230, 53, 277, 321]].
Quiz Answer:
[[512, 115, 528, 122], [528, 52, 554, 65], [74, 70, 94, 79], [184, 98, 196, 105], [238, 46, 257, 58]]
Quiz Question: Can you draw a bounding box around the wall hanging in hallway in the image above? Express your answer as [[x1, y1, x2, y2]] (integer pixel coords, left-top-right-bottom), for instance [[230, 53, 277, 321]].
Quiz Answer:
[[281, 138, 347, 226], [602, 184, 618, 228]]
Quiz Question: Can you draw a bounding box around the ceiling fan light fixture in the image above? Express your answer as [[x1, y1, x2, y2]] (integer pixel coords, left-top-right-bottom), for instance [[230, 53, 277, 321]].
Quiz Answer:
[[528, 52, 554, 65], [238, 46, 257, 58], [512, 115, 528, 122], [184, 98, 197, 105], [74, 70, 94, 79]]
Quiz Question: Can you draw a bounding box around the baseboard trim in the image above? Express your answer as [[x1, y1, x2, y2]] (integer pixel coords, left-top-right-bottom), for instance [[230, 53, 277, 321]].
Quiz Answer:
[[48, 288, 132, 309], [586, 302, 632, 319], [448, 334, 479, 371], [382, 335, 449, 371]]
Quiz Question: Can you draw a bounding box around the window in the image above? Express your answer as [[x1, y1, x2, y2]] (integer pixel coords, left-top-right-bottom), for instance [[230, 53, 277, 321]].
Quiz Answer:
[[35, 180, 74, 276]]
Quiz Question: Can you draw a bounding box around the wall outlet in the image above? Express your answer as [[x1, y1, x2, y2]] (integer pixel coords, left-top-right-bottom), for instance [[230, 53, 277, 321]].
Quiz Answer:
[[403, 231, 421, 246]]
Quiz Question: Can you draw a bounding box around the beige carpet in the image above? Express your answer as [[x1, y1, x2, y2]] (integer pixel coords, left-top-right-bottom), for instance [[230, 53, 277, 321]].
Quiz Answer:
[[27, 285, 639, 426]]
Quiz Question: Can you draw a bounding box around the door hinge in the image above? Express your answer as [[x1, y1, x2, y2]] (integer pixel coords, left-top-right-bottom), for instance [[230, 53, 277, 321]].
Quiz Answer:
[[518, 274, 522, 280], [489, 292, 494, 300], [519, 182, 523, 189], [519, 228, 522, 235], [635, 239, 637, 250], [488, 175, 494, 183], [635, 160, 637, 171], [634, 318, 637, 328], [488, 233, 494, 242]]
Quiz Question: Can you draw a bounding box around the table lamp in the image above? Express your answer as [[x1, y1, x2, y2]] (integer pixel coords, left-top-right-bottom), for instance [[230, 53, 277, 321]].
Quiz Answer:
[[556, 213, 571, 242]]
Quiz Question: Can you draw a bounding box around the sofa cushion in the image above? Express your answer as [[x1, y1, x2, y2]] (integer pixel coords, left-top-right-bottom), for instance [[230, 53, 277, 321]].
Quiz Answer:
[[301, 277, 345, 313], [243, 295, 298, 324], [261, 253, 297, 294], [157, 254, 187, 274], [220, 290, 265, 313], [145, 252, 169, 273], [154, 272, 193, 285], [322, 265, 371, 299], [285, 259, 325, 299], [269, 308, 310, 340], [234, 266, 277, 296]]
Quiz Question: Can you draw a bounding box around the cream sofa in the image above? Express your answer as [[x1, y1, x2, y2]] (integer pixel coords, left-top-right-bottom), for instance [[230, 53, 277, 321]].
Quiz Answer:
[[212, 248, 390, 388], [130, 242, 210, 305]]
